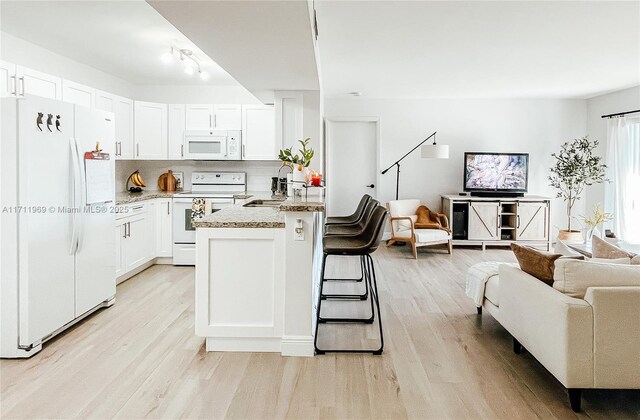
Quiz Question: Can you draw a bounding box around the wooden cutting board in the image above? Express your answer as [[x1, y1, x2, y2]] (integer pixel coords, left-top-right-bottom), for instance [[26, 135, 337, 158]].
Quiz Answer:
[[157, 171, 176, 192]]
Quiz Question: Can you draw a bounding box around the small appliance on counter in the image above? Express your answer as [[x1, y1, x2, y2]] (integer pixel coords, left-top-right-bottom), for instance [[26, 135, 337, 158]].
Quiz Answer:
[[126, 170, 146, 193]]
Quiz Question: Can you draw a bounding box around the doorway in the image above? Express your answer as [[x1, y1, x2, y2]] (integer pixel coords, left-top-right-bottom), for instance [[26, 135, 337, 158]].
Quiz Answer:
[[325, 118, 379, 216]]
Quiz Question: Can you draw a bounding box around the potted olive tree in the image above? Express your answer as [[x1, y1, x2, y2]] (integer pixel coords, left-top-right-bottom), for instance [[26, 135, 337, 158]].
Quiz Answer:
[[549, 136, 607, 242]]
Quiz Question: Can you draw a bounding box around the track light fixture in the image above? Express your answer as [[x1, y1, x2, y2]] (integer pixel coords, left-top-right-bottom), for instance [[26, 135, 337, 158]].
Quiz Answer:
[[161, 47, 210, 81]]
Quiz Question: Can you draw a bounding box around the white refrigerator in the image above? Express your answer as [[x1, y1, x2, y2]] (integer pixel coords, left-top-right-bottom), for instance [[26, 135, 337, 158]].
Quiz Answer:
[[1, 95, 116, 358]]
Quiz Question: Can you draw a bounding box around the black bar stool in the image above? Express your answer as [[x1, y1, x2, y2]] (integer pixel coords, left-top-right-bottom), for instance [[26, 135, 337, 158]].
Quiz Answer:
[[324, 194, 372, 226], [322, 198, 379, 300], [314, 205, 388, 355]]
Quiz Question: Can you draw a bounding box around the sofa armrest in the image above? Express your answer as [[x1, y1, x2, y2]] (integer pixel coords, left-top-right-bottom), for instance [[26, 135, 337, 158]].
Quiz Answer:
[[497, 265, 594, 388], [583, 287, 640, 388], [389, 216, 415, 238]]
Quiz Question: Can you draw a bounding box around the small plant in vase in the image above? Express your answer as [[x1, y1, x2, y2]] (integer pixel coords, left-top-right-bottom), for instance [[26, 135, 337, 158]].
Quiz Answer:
[[549, 136, 607, 243], [278, 138, 315, 183], [581, 203, 612, 243]]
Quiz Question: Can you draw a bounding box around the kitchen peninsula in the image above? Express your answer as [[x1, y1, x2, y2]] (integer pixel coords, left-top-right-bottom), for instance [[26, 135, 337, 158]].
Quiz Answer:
[[193, 193, 325, 357]]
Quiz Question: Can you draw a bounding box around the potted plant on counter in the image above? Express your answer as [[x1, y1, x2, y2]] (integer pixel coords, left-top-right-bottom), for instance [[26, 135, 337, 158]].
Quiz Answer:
[[549, 136, 607, 243], [278, 138, 315, 183]]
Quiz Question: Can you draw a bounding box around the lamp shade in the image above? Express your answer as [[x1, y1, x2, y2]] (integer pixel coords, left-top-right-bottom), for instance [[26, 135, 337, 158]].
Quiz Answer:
[[421, 144, 449, 159]]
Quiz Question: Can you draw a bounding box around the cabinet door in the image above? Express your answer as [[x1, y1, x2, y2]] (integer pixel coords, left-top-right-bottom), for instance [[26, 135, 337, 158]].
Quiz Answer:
[[123, 213, 152, 271], [241, 105, 276, 160], [213, 104, 241, 130], [134, 101, 167, 160], [16, 65, 62, 100], [115, 221, 125, 278], [62, 79, 95, 108], [155, 199, 173, 257], [468, 202, 499, 240], [275, 91, 303, 151], [0, 60, 16, 97], [96, 91, 134, 159], [516, 202, 548, 240], [168, 104, 186, 160], [185, 104, 213, 130]]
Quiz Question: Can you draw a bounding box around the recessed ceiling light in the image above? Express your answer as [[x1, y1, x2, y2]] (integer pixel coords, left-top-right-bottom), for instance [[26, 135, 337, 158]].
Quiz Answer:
[[199, 70, 210, 81]]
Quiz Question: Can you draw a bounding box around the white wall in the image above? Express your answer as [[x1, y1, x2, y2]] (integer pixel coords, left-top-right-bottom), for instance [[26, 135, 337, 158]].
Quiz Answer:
[[585, 86, 640, 221], [324, 98, 587, 236], [134, 85, 261, 105]]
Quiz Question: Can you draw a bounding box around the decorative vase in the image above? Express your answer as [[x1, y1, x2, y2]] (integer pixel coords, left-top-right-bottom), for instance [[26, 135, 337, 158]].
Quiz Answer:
[[585, 226, 601, 244], [558, 229, 583, 244], [292, 165, 309, 184]]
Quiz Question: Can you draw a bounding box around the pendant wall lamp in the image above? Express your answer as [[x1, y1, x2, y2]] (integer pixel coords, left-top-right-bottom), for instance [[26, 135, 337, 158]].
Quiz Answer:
[[161, 47, 209, 81]]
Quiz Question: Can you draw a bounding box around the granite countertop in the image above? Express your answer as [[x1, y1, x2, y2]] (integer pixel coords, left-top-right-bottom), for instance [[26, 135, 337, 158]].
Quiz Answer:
[[115, 190, 176, 205], [195, 191, 325, 228]]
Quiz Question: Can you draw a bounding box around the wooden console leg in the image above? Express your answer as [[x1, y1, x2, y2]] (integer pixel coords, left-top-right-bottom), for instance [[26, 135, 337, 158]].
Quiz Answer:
[[513, 337, 522, 354], [568, 389, 582, 412], [476, 306, 482, 315]]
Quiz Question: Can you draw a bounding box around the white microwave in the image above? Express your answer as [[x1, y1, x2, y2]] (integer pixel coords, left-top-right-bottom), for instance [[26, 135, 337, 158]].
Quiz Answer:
[[184, 130, 241, 160]]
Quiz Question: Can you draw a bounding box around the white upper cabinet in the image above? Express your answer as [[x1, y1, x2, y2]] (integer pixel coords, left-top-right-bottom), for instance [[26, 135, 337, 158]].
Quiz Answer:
[[62, 80, 95, 108], [241, 105, 276, 160], [16, 65, 62, 100], [275, 92, 303, 151], [0, 60, 17, 97], [96, 90, 134, 159], [185, 104, 214, 130], [168, 104, 186, 160], [134, 101, 167, 160], [213, 104, 242, 130]]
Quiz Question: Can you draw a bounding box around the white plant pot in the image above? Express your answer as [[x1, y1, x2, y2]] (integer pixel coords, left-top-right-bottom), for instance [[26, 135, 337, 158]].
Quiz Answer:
[[292, 165, 309, 184]]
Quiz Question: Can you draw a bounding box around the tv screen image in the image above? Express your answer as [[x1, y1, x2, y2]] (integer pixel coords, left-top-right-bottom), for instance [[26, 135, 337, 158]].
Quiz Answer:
[[464, 152, 528, 192]]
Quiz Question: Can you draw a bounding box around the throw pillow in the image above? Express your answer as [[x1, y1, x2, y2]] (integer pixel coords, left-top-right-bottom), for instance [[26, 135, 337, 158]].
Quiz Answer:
[[554, 240, 583, 257], [510, 243, 562, 285], [632, 254, 640, 265], [553, 259, 640, 299], [592, 235, 634, 259]]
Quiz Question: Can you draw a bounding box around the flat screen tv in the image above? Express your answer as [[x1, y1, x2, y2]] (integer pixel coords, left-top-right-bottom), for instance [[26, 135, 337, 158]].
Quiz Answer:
[[464, 152, 529, 197]]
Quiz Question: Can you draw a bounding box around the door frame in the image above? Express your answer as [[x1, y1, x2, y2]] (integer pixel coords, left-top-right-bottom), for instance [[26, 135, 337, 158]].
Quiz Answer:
[[324, 117, 380, 214]]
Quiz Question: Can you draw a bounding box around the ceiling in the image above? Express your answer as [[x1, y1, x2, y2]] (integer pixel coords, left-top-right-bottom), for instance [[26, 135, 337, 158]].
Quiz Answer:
[[0, 0, 240, 86], [315, 1, 640, 99], [148, 0, 319, 92]]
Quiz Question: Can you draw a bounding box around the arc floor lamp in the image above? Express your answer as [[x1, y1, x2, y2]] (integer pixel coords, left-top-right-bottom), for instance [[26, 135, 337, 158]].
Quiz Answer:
[[381, 131, 449, 200]]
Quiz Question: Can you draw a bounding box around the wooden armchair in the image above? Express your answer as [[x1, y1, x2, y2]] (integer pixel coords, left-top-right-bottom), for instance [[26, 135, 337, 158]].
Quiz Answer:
[[386, 199, 452, 258]]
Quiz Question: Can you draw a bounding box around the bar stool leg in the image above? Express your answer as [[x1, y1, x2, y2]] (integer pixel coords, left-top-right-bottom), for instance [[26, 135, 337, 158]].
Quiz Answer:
[[321, 256, 368, 301], [367, 254, 384, 355], [314, 253, 329, 355]]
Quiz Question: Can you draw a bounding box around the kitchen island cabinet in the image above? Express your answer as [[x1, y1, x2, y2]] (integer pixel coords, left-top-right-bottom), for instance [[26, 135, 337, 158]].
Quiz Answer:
[[193, 193, 324, 356]]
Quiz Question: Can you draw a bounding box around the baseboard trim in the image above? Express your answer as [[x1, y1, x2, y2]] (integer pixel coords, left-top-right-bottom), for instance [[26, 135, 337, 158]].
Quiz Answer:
[[205, 337, 282, 353], [281, 336, 314, 357]]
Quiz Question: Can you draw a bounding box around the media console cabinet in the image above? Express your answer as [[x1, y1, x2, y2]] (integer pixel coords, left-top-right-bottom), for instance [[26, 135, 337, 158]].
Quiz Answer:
[[441, 195, 552, 251]]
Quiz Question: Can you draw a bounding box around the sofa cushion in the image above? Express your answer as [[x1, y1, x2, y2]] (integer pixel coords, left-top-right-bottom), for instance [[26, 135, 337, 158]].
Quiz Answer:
[[511, 243, 562, 285], [592, 236, 635, 259], [484, 275, 500, 306], [553, 259, 640, 299], [589, 257, 631, 264]]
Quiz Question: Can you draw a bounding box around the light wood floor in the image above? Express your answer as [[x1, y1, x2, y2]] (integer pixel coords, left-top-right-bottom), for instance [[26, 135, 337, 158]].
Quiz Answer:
[[1, 246, 639, 419]]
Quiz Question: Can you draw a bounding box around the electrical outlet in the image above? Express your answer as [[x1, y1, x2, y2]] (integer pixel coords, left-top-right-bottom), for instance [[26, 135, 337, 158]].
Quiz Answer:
[[294, 219, 304, 241]]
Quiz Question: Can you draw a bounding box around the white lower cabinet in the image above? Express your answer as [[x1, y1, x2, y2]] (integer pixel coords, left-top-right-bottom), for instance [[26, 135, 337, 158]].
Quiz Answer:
[[116, 199, 172, 281], [155, 198, 173, 257]]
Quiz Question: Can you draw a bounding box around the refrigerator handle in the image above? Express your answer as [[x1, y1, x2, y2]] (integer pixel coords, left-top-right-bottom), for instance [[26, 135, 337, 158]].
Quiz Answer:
[[74, 137, 87, 252], [69, 138, 81, 254]]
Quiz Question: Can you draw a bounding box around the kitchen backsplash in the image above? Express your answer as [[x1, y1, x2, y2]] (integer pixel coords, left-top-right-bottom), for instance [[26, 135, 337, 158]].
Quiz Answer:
[[115, 160, 280, 192]]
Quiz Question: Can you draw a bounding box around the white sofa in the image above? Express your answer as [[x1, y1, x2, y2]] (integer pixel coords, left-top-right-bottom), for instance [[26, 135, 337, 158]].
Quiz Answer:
[[482, 263, 640, 412]]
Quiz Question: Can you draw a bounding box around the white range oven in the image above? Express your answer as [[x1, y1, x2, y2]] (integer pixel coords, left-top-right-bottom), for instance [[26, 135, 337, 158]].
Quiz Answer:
[[172, 171, 246, 265]]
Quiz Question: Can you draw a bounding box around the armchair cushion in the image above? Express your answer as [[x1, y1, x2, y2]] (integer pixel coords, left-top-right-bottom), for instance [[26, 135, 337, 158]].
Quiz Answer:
[[394, 229, 450, 243], [553, 259, 640, 299], [388, 199, 420, 232]]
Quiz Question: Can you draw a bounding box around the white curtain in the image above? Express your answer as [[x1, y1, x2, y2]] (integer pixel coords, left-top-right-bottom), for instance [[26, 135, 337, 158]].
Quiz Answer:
[[605, 115, 640, 243]]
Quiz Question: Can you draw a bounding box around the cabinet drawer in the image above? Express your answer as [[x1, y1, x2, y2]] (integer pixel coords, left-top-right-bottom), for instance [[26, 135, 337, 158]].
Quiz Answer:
[[116, 202, 147, 220]]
